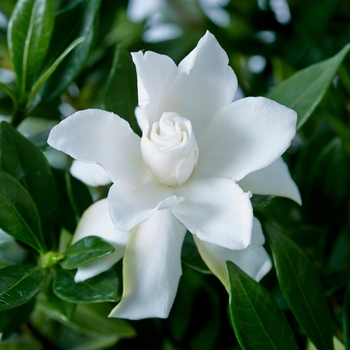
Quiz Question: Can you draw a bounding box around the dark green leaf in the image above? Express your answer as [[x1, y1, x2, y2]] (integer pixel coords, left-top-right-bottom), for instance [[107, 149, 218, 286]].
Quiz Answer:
[[181, 232, 210, 274], [60, 236, 115, 270], [344, 285, 350, 350], [0, 171, 46, 253], [53, 266, 121, 303], [226, 261, 298, 350], [0, 265, 46, 311], [267, 44, 350, 129], [104, 45, 140, 135], [0, 121, 59, 250], [7, 0, 54, 97], [265, 223, 334, 350], [0, 299, 35, 340], [38, 0, 101, 101]]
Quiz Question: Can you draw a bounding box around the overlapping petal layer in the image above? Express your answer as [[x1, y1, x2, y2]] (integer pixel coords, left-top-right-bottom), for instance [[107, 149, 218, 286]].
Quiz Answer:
[[110, 209, 187, 319], [238, 157, 302, 204], [70, 160, 111, 187], [47, 109, 149, 188], [71, 199, 130, 282], [108, 180, 184, 231], [195, 97, 297, 181], [194, 217, 272, 291], [172, 177, 253, 250]]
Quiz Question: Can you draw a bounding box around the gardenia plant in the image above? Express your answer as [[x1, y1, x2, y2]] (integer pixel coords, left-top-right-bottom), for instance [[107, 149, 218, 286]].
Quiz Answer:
[[48, 31, 301, 320]]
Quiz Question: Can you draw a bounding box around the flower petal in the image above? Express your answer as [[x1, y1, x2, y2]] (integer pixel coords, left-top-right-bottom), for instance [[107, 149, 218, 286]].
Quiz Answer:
[[172, 177, 253, 250], [109, 209, 186, 319], [131, 50, 178, 126], [161, 31, 237, 138], [238, 157, 302, 204], [196, 96, 297, 181], [71, 199, 130, 282], [108, 180, 184, 232], [70, 160, 111, 187], [194, 217, 272, 291], [47, 109, 149, 188]]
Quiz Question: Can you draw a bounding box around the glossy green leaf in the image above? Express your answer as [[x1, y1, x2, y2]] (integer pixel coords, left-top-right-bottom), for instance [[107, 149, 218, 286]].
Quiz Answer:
[[7, 0, 54, 97], [53, 266, 121, 303], [265, 223, 334, 350], [104, 45, 140, 135], [0, 171, 45, 253], [0, 265, 46, 311], [226, 261, 298, 350], [37, 301, 135, 338], [0, 299, 35, 340], [267, 44, 350, 129], [0, 121, 59, 250], [28, 37, 85, 108], [60, 236, 115, 270], [38, 0, 101, 101]]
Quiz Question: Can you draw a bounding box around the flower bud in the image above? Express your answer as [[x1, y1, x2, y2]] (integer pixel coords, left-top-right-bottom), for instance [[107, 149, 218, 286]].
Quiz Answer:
[[141, 112, 199, 186]]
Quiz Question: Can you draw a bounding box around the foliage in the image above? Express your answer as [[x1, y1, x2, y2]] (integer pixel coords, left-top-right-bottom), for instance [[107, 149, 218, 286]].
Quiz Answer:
[[0, 0, 349, 349]]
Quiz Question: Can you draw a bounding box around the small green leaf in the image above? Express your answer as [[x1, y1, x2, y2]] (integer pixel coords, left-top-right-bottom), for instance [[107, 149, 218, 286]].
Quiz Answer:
[[0, 121, 59, 250], [0, 299, 35, 340], [267, 43, 350, 129], [0, 265, 46, 311], [104, 45, 140, 135], [38, 0, 101, 101], [0, 171, 46, 253], [226, 261, 299, 350], [60, 236, 115, 270], [265, 223, 334, 350], [53, 266, 121, 303], [7, 0, 54, 97]]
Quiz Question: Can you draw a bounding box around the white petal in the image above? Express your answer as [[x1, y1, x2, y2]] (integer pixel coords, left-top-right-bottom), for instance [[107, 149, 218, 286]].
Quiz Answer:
[[131, 51, 178, 126], [109, 209, 186, 319], [194, 217, 272, 291], [161, 31, 237, 139], [108, 180, 184, 232], [196, 97, 297, 181], [47, 109, 149, 188], [70, 160, 111, 187], [238, 157, 302, 204], [172, 177, 253, 250], [72, 199, 130, 282]]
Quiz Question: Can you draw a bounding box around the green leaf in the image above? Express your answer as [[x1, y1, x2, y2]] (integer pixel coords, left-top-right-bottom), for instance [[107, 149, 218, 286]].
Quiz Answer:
[[36, 301, 135, 339], [28, 37, 85, 108], [53, 265, 121, 303], [0, 171, 46, 253], [267, 43, 350, 129], [104, 45, 140, 135], [226, 261, 298, 350], [0, 265, 46, 311], [265, 223, 334, 350], [60, 236, 115, 270], [0, 299, 35, 340], [0, 121, 59, 250], [7, 0, 54, 97], [343, 285, 350, 350], [38, 0, 101, 101]]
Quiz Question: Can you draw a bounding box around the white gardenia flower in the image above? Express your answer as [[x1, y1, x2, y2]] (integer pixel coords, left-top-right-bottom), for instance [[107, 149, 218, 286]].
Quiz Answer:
[[48, 31, 301, 320]]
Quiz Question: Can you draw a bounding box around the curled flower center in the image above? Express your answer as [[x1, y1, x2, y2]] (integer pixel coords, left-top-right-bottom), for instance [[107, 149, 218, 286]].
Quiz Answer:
[[141, 112, 199, 186]]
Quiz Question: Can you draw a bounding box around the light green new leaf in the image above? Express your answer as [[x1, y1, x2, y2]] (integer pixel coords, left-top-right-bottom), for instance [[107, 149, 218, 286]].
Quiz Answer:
[[0, 171, 46, 253], [227, 261, 298, 350], [267, 44, 350, 129], [0, 265, 46, 311], [7, 0, 54, 97], [104, 45, 140, 135], [53, 267, 121, 303], [60, 236, 115, 270], [265, 223, 334, 350]]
